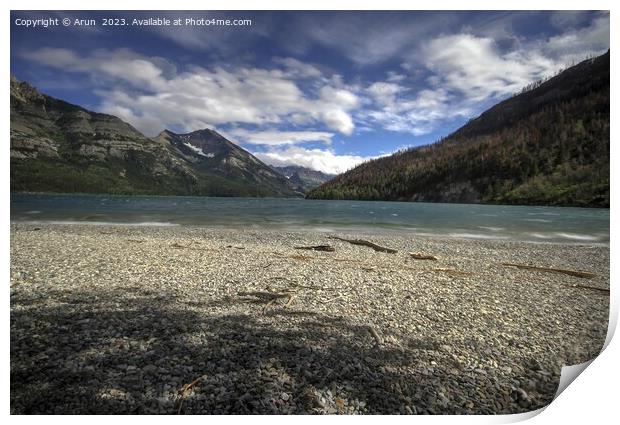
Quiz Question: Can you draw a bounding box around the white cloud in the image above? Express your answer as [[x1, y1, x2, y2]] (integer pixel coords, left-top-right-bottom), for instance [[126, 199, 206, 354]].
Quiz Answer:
[[422, 34, 558, 102], [367, 82, 403, 107], [418, 14, 609, 103], [543, 14, 609, 64], [273, 57, 323, 78], [386, 71, 406, 83], [254, 146, 373, 175], [366, 16, 609, 137], [362, 84, 472, 136], [227, 129, 333, 146], [362, 33, 562, 136], [22, 48, 175, 92], [21, 48, 360, 137]]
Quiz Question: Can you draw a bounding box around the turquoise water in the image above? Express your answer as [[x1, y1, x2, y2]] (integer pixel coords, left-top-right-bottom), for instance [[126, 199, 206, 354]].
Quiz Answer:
[[10, 193, 609, 244]]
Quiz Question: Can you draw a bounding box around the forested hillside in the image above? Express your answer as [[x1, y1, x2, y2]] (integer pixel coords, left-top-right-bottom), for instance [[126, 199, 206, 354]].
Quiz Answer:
[[308, 51, 609, 207]]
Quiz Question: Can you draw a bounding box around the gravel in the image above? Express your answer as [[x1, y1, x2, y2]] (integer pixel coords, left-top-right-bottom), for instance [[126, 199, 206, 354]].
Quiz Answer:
[[10, 223, 609, 414]]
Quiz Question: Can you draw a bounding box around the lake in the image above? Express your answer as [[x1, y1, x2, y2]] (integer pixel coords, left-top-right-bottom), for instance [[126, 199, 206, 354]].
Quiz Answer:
[[10, 193, 609, 244]]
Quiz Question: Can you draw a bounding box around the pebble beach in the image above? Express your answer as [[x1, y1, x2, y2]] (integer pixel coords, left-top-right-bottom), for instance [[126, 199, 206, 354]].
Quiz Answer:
[[10, 223, 610, 414]]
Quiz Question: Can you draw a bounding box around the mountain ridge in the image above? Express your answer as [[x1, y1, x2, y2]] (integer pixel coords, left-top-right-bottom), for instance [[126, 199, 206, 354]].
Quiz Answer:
[[10, 79, 299, 197]]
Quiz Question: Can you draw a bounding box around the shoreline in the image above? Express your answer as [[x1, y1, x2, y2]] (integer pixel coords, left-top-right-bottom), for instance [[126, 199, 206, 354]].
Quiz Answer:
[[9, 220, 610, 246], [10, 223, 610, 414], [10, 190, 612, 209]]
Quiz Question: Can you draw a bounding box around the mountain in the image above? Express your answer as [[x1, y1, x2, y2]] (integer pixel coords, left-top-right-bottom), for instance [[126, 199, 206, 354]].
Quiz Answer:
[[153, 129, 296, 197], [10, 78, 297, 197], [308, 51, 610, 207], [271, 165, 336, 193]]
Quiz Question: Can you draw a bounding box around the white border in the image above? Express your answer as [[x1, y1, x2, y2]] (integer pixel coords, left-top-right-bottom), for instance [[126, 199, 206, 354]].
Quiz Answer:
[[3, 1, 616, 424]]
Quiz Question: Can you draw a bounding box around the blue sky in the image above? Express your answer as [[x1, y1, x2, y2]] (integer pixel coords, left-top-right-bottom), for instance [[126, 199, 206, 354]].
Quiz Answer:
[[11, 10, 609, 173]]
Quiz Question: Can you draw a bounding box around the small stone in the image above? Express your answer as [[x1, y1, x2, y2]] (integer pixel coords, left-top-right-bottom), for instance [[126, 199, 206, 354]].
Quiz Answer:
[[318, 396, 327, 408], [109, 389, 123, 397], [512, 388, 530, 402], [142, 364, 158, 374], [281, 392, 290, 401], [527, 359, 542, 371]]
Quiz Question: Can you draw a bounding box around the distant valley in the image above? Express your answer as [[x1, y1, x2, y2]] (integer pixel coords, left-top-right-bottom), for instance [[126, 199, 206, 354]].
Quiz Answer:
[[270, 166, 335, 193]]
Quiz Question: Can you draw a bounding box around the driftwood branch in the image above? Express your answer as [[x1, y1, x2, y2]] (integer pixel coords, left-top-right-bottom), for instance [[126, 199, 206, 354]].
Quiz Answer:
[[570, 284, 609, 294], [328, 236, 398, 254], [294, 245, 335, 252], [367, 325, 383, 345], [502, 263, 596, 279], [409, 252, 438, 261], [177, 376, 203, 414]]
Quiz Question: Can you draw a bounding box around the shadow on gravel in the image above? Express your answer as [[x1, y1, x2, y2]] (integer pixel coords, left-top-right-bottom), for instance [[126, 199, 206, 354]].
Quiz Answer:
[[11, 286, 548, 414]]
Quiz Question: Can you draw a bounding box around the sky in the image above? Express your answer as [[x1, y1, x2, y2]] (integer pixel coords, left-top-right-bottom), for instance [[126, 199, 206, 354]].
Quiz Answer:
[[10, 10, 610, 174]]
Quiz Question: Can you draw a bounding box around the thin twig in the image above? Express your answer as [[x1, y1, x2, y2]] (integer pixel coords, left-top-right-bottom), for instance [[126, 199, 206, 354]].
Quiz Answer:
[[238, 290, 292, 299], [262, 298, 278, 313], [284, 294, 297, 308], [570, 283, 609, 294], [502, 263, 595, 279], [290, 254, 314, 261], [324, 294, 346, 304], [433, 268, 473, 277]]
